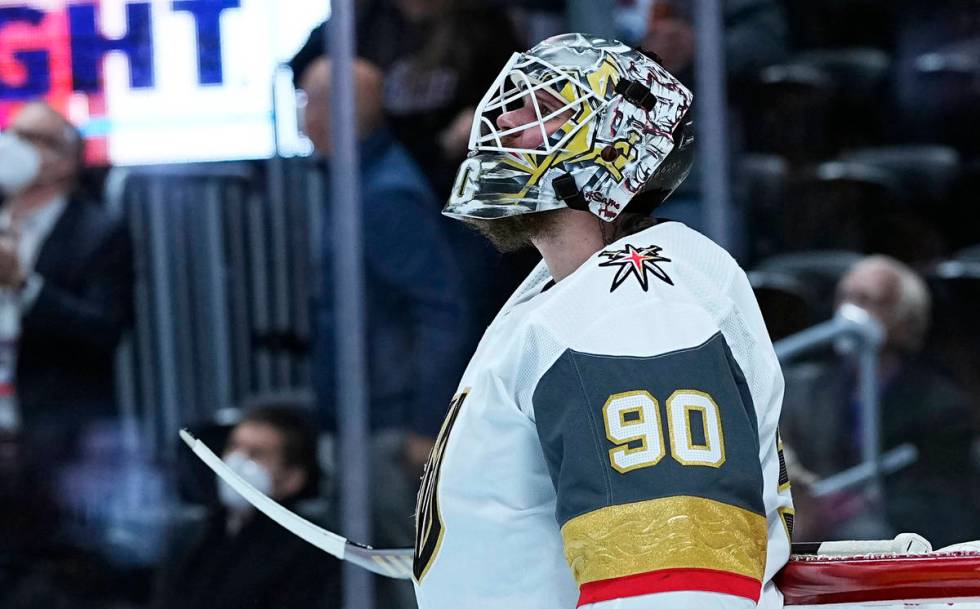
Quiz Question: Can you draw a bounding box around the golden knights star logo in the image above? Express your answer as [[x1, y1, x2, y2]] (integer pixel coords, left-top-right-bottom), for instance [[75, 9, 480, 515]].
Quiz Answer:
[[598, 243, 673, 292]]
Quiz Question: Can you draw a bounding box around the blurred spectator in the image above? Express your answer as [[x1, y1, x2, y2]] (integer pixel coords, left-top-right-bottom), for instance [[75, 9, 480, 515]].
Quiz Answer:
[[0, 102, 134, 587], [640, 0, 788, 251], [642, 0, 788, 87], [0, 101, 133, 426], [152, 405, 340, 609], [781, 255, 978, 546], [299, 56, 470, 609], [290, 0, 522, 195]]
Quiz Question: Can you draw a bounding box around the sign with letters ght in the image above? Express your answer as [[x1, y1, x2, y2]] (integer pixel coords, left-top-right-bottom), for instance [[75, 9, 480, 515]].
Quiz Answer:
[[0, 0, 327, 164]]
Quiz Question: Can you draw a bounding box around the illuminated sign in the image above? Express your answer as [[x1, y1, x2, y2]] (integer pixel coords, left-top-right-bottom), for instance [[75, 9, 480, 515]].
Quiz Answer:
[[0, 0, 327, 164]]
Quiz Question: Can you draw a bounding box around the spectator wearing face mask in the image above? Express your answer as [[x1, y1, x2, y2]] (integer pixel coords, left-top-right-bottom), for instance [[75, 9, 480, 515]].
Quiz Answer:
[[0, 101, 133, 428], [781, 256, 979, 546], [0, 103, 134, 580], [152, 404, 341, 609]]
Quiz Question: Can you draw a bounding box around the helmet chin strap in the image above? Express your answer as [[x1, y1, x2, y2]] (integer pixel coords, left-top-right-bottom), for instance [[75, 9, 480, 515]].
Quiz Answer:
[[551, 172, 588, 211], [553, 171, 621, 245], [599, 214, 618, 245]]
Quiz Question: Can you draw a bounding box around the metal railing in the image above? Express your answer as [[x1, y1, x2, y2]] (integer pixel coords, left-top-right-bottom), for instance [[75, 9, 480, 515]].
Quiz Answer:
[[774, 303, 888, 500]]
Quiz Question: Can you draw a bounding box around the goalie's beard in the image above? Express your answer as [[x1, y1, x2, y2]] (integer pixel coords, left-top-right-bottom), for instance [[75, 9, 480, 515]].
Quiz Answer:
[[463, 209, 564, 253], [464, 208, 659, 253]]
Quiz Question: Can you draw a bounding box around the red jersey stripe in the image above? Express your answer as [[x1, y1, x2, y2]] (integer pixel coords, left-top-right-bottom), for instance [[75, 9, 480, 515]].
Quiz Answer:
[[577, 567, 762, 606]]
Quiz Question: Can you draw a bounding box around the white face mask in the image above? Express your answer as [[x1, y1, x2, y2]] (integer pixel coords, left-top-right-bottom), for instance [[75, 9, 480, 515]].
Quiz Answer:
[[0, 132, 40, 197], [217, 451, 273, 512]]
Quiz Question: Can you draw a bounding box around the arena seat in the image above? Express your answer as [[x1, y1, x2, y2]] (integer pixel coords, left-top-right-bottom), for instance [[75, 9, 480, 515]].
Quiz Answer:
[[748, 47, 896, 159], [108, 159, 324, 458], [905, 38, 980, 154], [916, 39, 980, 79], [783, 0, 896, 50], [784, 158, 948, 262], [944, 161, 980, 252], [834, 146, 961, 262], [739, 154, 789, 264], [928, 261, 980, 338], [748, 270, 817, 341], [747, 63, 835, 161], [794, 48, 893, 150], [755, 250, 862, 320], [841, 145, 960, 204], [794, 48, 891, 93], [923, 261, 980, 402], [783, 160, 901, 253]]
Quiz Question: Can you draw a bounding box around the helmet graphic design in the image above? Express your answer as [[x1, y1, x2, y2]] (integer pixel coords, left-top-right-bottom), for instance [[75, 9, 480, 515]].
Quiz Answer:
[[443, 33, 694, 223]]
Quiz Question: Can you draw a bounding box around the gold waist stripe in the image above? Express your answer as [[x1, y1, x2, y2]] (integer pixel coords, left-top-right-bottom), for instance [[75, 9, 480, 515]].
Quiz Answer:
[[560, 495, 768, 585]]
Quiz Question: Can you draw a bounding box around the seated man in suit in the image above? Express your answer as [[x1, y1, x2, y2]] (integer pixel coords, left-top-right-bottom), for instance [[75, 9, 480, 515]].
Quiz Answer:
[[0, 101, 133, 425], [0, 102, 133, 576], [152, 404, 341, 609]]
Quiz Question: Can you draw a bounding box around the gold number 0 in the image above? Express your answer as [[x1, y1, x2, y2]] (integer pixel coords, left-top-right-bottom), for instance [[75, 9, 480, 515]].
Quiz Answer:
[[602, 389, 726, 473]]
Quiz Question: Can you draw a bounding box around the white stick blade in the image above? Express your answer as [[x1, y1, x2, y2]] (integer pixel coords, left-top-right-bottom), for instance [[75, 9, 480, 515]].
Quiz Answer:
[[347, 546, 415, 580]]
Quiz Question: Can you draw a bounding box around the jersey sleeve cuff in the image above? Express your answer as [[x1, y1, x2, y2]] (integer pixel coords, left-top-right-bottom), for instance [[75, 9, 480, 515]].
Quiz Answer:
[[578, 568, 763, 606], [561, 496, 767, 606]]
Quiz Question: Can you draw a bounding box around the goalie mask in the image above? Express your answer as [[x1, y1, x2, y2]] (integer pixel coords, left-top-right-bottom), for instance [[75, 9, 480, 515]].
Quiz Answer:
[[443, 33, 694, 223]]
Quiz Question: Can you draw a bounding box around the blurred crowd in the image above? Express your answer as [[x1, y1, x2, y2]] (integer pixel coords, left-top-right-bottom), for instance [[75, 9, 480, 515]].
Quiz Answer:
[[0, 0, 978, 607]]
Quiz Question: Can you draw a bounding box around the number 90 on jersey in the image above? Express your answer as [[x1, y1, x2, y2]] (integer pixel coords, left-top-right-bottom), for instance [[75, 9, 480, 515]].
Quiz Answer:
[[602, 389, 725, 474]]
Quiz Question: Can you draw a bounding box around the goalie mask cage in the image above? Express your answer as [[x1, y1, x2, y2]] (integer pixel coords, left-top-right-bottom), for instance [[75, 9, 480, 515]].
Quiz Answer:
[[780, 551, 980, 606]]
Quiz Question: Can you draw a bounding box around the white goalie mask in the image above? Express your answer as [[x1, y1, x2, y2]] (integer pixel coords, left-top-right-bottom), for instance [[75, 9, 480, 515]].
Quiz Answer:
[[443, 33, 694, 223]]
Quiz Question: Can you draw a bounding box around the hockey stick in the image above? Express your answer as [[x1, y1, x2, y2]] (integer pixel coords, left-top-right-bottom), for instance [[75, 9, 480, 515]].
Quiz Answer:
[[179, 429, 414, 580], [789, 533, 933, 556], [182, 429, 939, 579]]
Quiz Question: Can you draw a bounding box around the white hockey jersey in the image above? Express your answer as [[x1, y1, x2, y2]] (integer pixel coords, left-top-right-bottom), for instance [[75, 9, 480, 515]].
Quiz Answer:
[[413, 221, 793, 609]]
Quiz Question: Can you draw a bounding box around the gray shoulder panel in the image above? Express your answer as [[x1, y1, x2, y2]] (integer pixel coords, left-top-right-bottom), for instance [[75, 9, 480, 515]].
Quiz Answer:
[[533, 332, 764, 526]]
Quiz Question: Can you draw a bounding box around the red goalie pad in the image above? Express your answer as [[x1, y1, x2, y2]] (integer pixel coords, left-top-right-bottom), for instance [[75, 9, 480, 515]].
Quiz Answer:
[[779, 551, 980, 606]]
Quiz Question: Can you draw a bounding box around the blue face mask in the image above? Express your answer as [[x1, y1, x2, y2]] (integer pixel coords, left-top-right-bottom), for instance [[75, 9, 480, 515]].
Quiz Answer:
[[217, 451, 273, 512]]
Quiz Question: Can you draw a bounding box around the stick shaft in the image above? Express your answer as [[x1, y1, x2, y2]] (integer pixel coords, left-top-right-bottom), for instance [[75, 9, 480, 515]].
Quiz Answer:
[[180, 430, 348, 557]]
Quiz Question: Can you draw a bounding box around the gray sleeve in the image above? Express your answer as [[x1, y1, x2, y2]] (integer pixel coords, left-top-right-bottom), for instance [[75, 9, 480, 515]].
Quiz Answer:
[[532, 331, 766, 526]]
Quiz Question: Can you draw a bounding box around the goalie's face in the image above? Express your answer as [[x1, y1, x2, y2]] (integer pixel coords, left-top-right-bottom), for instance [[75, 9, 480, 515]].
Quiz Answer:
[[469, 50, 600, 158], [495, 88, 575, 150]]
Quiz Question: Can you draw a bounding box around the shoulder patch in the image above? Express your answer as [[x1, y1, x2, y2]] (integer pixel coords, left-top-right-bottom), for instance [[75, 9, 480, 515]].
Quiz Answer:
[[597, 243, 672, 292]]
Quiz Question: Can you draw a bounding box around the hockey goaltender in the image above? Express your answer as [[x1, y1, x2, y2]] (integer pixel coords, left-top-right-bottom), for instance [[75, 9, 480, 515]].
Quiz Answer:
[[185, 32, 980, 609], [413, 33, 791, 609]]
